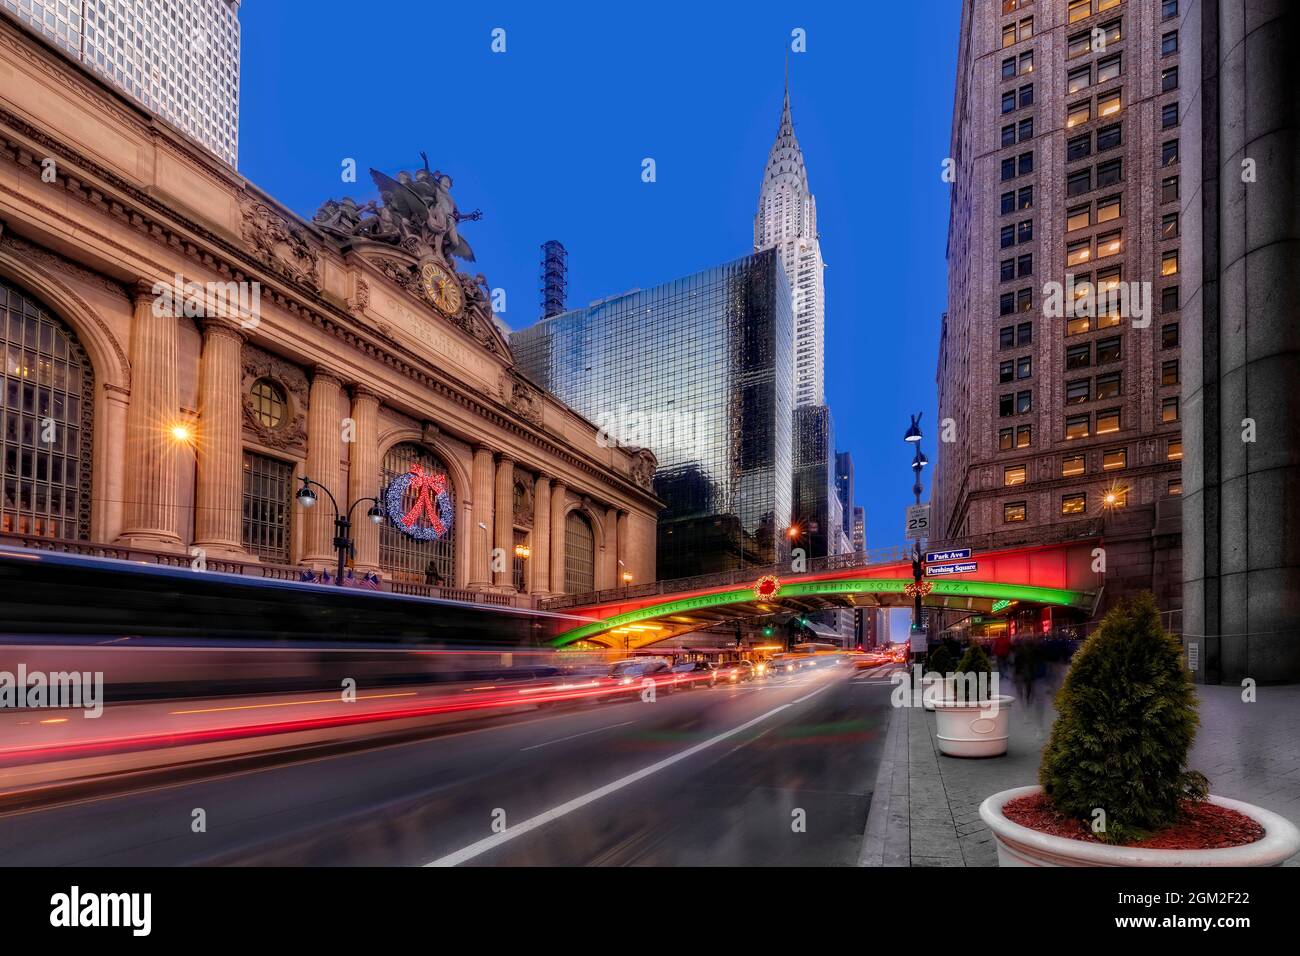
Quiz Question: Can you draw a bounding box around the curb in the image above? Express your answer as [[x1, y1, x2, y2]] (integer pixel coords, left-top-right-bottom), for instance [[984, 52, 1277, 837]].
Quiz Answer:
[[858, 691, 910, 866]]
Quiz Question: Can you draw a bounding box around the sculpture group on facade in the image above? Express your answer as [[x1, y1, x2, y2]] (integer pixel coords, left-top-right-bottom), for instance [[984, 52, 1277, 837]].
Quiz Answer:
[[313, 152, 482, 268]]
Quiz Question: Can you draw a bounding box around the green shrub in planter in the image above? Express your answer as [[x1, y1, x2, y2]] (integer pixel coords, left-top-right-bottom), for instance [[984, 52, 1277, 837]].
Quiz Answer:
[[1039, 593, 1208, 843], [926, 644, 955, 676], [955, 641, 994, 701]]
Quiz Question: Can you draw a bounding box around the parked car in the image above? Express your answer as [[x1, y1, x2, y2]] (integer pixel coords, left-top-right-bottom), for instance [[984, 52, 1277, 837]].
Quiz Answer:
[[715, 659, 755, 683]]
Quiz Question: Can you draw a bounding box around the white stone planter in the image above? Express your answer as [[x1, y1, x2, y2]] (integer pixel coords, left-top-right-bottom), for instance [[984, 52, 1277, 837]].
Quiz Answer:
[[980, 785, 1300, 867], [932, 695, 1013, 757]]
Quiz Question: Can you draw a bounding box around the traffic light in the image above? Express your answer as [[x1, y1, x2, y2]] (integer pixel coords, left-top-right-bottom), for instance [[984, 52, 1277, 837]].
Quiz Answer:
[[763, 625, 774, 637]]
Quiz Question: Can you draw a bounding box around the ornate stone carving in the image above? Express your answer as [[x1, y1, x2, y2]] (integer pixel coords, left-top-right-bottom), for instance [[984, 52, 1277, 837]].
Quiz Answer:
[[503, 373, 543, 426], [629, 447, 658, 491], [240, 344, 309, 452], [240, 199, 320, 291], [349, 276, 370, 313]]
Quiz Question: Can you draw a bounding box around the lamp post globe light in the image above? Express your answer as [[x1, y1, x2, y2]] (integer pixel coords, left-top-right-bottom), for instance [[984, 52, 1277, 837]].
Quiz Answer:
[[296, 476, 384, 586]]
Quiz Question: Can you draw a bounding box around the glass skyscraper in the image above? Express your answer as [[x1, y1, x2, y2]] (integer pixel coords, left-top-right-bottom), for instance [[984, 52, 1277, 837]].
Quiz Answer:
[[3, 0, 241, 166], [511, 249, 793, 581]]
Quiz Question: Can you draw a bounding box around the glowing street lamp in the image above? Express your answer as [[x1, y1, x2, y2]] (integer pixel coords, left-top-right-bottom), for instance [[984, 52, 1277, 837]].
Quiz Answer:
[[295, 475, 383, 585]]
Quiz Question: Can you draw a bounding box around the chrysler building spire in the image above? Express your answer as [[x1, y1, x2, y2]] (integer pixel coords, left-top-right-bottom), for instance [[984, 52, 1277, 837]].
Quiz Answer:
[[755, 70, 824, 408]]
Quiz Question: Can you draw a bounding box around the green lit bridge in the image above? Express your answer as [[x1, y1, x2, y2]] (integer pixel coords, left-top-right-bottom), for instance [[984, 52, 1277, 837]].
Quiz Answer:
[[539, 539, 1104, 650]]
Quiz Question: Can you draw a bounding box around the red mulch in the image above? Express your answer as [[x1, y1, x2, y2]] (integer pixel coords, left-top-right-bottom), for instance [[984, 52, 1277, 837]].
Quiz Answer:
[[1003, 792, 1265, 850]]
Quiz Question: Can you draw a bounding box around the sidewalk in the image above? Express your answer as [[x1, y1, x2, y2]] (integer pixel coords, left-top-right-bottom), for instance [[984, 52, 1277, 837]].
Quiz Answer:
[[861, 676, 1300, 867]]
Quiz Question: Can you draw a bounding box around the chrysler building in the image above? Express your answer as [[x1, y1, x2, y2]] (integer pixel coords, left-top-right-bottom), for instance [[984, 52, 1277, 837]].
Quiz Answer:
[[754, 74, 824, 408]]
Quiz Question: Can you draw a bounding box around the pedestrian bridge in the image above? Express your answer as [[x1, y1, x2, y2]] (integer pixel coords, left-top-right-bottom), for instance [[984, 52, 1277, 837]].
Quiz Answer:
[[540, 540, 1103, 649]]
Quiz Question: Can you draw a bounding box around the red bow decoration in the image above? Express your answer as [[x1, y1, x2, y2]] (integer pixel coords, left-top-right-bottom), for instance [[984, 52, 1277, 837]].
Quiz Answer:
[[402, 464, 447, 534]]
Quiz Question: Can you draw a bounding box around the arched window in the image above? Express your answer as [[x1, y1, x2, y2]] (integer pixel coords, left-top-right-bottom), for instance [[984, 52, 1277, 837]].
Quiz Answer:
[[379, 442, 455, 586], [511, 481, 529, 592], [564, 510, 595, 594], [1, 278, 93, 540]]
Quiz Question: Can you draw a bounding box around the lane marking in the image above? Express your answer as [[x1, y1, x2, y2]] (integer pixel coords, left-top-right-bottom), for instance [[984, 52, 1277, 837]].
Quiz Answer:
[[792, 685, 833, 705], [425, 701, 798, 867], [519, 720, 636, 752], [170, 692, 418, 715]]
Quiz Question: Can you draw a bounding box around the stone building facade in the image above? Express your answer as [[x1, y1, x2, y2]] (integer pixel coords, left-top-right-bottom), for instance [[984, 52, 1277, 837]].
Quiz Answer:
[[0, 15, 658, 603]]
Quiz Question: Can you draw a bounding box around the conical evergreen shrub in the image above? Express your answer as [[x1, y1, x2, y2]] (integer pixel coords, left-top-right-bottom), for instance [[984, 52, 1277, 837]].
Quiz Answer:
[[926, 644, 955, 676], [1039, 593, 1207, 843], [956, 641, 994, 702]]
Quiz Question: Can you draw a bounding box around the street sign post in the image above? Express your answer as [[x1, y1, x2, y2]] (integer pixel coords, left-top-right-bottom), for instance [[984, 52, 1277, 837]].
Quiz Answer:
[[904, 504, 930, 541]]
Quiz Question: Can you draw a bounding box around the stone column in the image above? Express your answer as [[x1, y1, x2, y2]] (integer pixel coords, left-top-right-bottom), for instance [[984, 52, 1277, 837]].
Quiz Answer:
[[531, 475, 552, 594], [347, 385, 381, 575], [192, 318, 246, 556], [493, 454, 516, 590], [617, 510, 630, 585], [602, 505, 619, 590], [98, 383, 131, 543], [549, 480, 568, 593], [116, 279, 183, 550], [302, 368, 344, 565], [468, 445, 495, 588]]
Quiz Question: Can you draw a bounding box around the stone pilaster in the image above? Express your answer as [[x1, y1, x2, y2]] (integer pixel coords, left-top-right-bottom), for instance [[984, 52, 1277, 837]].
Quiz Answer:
[[116, 279, 183, 550], [601, 505, 619, 590], [302, 368, 344, 565], [468, 445, 495, 588], [192, 318, 246, 556], [531, 475, 552, 594], [617, 510, 630, 585], [347, 385, 381, 575]]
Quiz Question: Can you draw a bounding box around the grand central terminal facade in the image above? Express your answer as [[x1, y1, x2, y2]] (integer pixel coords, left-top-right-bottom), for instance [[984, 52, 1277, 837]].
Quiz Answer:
[[0, 16, 659, 607]]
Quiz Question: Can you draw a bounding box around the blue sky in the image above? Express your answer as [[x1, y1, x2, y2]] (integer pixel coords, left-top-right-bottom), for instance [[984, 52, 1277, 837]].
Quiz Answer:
[[238, 0, 960, 553]]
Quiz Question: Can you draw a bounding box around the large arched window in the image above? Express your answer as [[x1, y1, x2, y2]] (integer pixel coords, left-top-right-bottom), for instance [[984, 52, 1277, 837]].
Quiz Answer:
[[1, 278, 93, 540], [380, 442, 455, 586], [564, 510, 595, 594]]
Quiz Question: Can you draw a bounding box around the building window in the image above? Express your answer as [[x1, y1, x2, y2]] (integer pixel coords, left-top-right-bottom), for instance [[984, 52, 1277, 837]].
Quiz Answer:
[[0, 279, 93, 540], [1163, 286, 1181, 312], [1004, 465, 1027, 486], [1162, 249, 1180, 276], [1097, 157, 1123, 187], [380, 442, 456, 586], [1001, 190, 1016, 214], [1162, 359, 1180, 387], [1068, 0, 1090, 23], [1067, 205, 1091, 231], [1103, 448, 1127, 471], [1168, 438, 1183, 461], [1096, 371, 1121, 399], [1163, 0, 1179, 21], [999, 325, 1015, 349], [1162, 67, 1179, 92], [1066, 414, 1091, 440], [999, 427, 1014, 451], [1097, 408, 1121, 434], [1067, 238, 1091, 267], [1017, 321, 1033, 345], [241, 452, 293, 563], [1062, 455, 1086, 477], [1162, 322, 1180, 348], [1067, 133, 1092, 162], [1097, 194, 1122, 223], [1097, 336, 1122, 363], [1066, 378, 1091, 405], [1067, 101, 1091, 129], [1162, 396, 1180, 423], [1168, 478, 1182, 496], [1017, 424, 1033, 448], [1096, 230, 1121, 258], [1018, 186, 1034, 209], [1061, 493, 1087, 516], [250, 378, 287, 429], [1098, 91, 1122, 119], [1017, 355, 1032, 378], [1066, 343, 1091, 369], [1097, 53, 1122, 84], [1000, 393, 1015, 417], [1096, 123, 1122, 152], [1162, 103, 1179, 129], [1067, 168, 1092, 196], [1018, 151, 1034, 175], [564, 510, 596, 594], [1004, 501, 1027, 523], [1162, 31, 1179, 55], [1162, 212, 1180, 240], [1068, 31, 1091, 58], [512, 528, 529, 593], [1068, 66, 1091, 94], [999, 359, 1015, 383], [1162, 139, 1180, 166], [1017, 390, 1033, 414]]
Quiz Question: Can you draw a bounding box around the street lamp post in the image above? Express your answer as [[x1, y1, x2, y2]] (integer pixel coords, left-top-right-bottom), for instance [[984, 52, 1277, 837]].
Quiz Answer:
[[296, 476, 384, 585], [904, 413, 929, 661]]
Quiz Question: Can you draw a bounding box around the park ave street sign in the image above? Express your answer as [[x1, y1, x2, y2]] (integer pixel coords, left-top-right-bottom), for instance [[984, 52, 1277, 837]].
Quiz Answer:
[[925, 547, 972, 563]]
